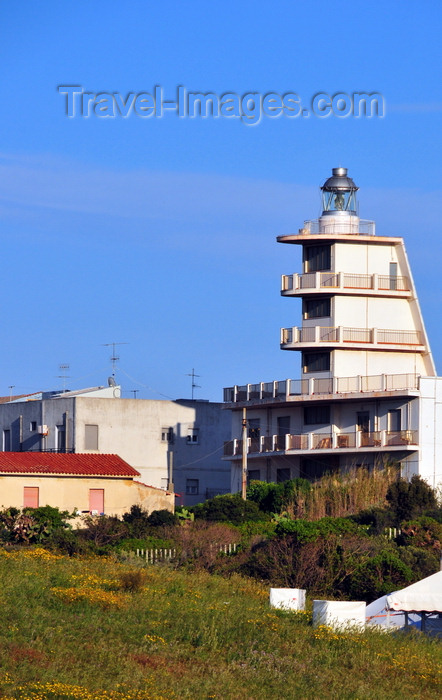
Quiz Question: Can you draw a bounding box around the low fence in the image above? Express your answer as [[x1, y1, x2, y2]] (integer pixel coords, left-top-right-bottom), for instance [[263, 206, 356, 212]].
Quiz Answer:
[[123, 543, 239, 564]]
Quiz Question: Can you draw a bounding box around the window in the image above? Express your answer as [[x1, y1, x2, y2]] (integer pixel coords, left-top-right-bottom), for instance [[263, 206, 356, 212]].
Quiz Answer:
[[303, 297, 331, 319], [186, 429, 199, 444], [23, 487, 39, 508], [389, 262, 398, 291], [277, 416, 290, 436], [277, 468, 291, 483], [186, 478, 199, 495], [248, 418, 260, 439], [247, 469, 260, 484], [84, 424, 98, 450], [304, 405, 330, 425], [89, 489, 104, 514], [3, 429, 11, 451], [161, 427, 174, 443], [56, 426, 66, 452], [30, 421, 37, 432], [357, 412, 370, 433], [303, 244, 331, 272], [302, 352, 330, 373], [388, 409, 401, 432]]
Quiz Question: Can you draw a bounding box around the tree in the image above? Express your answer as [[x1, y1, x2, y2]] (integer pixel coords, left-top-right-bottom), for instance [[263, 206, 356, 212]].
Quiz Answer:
[[386, 475, 437, 523]]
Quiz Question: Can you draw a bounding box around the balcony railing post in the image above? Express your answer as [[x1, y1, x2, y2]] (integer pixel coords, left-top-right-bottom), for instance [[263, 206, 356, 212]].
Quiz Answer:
[[372, 328, 378, 345], [285, 379, 290, 399], [293, 273, 299, 290], [356, 431, 362, 448], [372, 273, 378, 291], [285, 433, 290, 451], [338, 326, 343, 343], [309, 378, 315, 395], [332, 432, 338, 449], [332, 376, 338, 394], [307, 432, 313, 450], [315, 325, 320, 342], [382, 374, 386, 391], [380, 430, 386, 447], [315, 271, 320, 289]]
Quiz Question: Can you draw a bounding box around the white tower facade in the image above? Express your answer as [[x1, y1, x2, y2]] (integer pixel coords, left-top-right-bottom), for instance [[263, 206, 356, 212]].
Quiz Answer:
[[224, 168, 442, 491]]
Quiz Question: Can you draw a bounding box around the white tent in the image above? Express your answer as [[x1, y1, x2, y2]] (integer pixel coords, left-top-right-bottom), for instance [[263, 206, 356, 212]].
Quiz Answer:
[[386, 571, 442, 613], [366, 595, 420, 629]]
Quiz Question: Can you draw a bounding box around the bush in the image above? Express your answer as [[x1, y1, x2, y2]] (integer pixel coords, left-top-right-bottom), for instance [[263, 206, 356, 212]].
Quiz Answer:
[[386, 475, 438, 524], [147, 510, 178, 527], [346, 549, 414, 601], [397, 516, 442, 551], [275, 516, 365, 543], [350, 506, 394, 535], [81, 515, 129, 547], [247, 479, 311, 515], [397, 545, 440, 580], [118, 569, 147, 592], [167, 521, 239, 571], [190, 494, 268, 525], [122, 505, 152, 538]]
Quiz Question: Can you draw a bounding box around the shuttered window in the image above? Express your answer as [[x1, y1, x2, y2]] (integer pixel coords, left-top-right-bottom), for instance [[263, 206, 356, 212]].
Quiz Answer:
[[23, 487, 39, 508]]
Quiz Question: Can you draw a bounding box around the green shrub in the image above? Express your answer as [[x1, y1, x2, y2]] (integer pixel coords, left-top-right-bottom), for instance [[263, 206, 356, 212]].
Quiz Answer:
[[386, 475, 438, 524], [350, 506, 394, 535], [122, 505, 152, 537], [147, 509, 178, 527], [247, 478, 311, 514], [275, 516, 365, 543], [190, 494, 268, 525], [116, 536, 174, 551], [346, 549, 414, 601], [397, 516, 442, 551], [397, 545, 440, 580]]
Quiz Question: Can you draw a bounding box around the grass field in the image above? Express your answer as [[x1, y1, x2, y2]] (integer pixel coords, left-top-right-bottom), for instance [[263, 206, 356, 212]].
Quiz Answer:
[[0, 548, 440, 700]]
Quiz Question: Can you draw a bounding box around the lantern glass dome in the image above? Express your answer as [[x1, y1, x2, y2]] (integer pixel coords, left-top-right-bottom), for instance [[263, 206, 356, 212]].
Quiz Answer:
[[321, 167, 359, 215]]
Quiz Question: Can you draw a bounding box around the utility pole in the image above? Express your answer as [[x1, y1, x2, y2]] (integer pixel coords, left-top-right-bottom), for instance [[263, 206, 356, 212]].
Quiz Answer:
[[241, 407, 248, 500], [168, 450, 174, 492]]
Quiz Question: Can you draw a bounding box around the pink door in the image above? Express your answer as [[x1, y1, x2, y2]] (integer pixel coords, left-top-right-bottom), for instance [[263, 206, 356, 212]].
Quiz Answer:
[[23, 487, 39, 508], [89, 489, 104, 514]]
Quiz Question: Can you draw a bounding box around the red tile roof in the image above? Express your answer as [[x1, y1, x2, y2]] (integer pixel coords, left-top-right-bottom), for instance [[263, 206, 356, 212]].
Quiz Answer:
[[0, 453, 140, 477]]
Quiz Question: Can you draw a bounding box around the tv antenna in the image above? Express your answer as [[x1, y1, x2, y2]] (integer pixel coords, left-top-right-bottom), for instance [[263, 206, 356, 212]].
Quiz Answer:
[[101, 342, 128, 379], [186, 368, 201, 400], [57, 364, 70, 393], [8, 385, 15, 401]]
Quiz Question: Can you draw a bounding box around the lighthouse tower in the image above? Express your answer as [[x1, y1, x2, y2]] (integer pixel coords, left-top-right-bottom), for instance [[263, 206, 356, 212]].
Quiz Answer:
[[279, 167, 435, 380], [224, 168, 442, 490]]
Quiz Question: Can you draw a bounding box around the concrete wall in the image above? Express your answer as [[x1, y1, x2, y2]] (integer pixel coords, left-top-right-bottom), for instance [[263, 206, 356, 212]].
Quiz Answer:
[[0, 474, 174, 517], [0, 397, 231, 505]]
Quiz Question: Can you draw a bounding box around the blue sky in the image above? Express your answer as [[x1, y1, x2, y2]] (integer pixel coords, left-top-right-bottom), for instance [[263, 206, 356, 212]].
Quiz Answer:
[[0, 1, 441, 401]]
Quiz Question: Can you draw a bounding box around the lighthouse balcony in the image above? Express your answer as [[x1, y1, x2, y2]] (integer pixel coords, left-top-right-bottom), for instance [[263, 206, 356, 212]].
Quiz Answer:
[[281, 272, 411, 298], [280, 326, 425, 352]]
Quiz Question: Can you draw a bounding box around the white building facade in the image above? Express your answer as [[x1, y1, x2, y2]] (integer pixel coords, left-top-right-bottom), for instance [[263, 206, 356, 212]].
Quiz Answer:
[[0, 386, 231, 506], [224, 168, 442, 491]]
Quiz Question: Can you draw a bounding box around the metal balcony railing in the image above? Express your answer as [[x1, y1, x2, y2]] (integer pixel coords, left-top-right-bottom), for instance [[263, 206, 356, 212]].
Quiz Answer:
[[223, 430, 419, 456], [223, 373, 420, 404], [280, 326, 423, 348], [281, 272, 410, 294]]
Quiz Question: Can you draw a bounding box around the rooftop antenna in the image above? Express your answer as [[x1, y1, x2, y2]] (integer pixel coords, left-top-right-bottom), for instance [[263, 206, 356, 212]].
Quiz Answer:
[[57, 364, 70, 393], [101, 342, 128, 379], [8, 385, 15, 401], [186, 368, 201, 400], [131, 389, 139, 399]]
